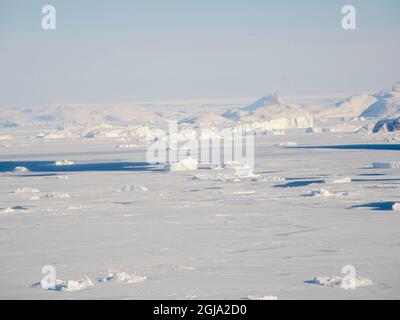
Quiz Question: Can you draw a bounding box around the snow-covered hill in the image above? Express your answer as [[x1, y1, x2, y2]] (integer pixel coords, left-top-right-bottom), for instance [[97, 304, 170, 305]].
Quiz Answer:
[[318, 94, 377, 118], [361, 81, 400, 118], [222, 93, 313, 130], [223, 93, 309, 122], [314, 81, 400, 119]]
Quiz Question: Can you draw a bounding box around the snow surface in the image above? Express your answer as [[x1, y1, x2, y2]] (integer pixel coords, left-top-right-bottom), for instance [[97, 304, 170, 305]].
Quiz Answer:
[[1, 89, 400, 299]]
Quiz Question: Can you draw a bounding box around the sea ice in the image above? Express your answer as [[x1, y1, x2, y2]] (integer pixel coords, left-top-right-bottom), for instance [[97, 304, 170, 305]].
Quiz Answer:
[[372, 162, 400, 169], [324, 177, 351, 184], [34, 276, 94, 291], [277, 141, 298, 146], [14, 187, 39, 193], [116, 143, 139, 148], [55, 160, 75, 166], [164, 158, 198, 172], [56, 175, 69, 180], [311, 275, 373, 289], [254, 176, 285, 182], [1, 207, 15, 214], [222, 161, 258, 178], [44, 192, 71, 199], [98, 271, 147, 284], [119, 185, 149, 192], [307, 189, 333, 198], [392, 203, 400, 211]]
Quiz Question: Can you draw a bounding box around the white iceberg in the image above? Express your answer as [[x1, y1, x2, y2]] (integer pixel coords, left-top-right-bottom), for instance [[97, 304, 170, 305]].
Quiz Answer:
[[222, 161, 257, 178]]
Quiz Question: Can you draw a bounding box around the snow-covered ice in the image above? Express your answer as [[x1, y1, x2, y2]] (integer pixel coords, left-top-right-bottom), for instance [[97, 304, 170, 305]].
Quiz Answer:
[[164, 158, 198, 172], [1, 86, 400, 300], [118, 185, 149, 192], [98, 271, 147, 284], [310, 276, 373, 289], [55, 160, 75, 166]]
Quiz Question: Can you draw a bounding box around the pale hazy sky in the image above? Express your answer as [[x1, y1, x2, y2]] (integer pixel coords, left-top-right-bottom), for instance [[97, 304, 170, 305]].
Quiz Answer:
[[0, 0, 399, 107]]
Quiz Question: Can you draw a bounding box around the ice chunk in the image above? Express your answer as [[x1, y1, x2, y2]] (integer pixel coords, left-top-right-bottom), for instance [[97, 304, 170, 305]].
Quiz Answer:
[[277, 141, 298, 146], [98, 271, 147, 284], [307, 189, 333, 198], [35, 276, 93, 291], [13, 166, 29, 172], [14, 187, 39, 193], [324, 177, 351, 184], [1, 207, 15, 214], [392, 203, 400, 211], [223, 161, 257, 178], [55, 160, 74, 166], [164, 158, 198, 171], [311, 275, 373, 289]]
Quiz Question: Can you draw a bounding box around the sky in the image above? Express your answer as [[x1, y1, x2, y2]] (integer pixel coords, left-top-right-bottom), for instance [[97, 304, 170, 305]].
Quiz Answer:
[[0, 0, 399, 107]]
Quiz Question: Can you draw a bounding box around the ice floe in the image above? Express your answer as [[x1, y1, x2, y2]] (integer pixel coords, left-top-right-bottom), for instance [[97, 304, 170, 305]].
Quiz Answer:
[[97, 271, 147, 284], [222, 161, 258, 178], [33, 276, 94, 292], [392, 203, 400, 211], [306, 189, 333, 198], [1, 207, 15, 214], [55, 160, 74, 166], [119, 185, 149, 192], [13, 166, 29, 173], [324, 177, 351, 184], [310, 275, 373, 289], [277, 141, 298, 146]]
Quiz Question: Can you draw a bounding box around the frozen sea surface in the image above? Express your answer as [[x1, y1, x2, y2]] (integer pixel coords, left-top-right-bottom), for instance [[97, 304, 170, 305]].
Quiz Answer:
[[0, 130, 400, 299]]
